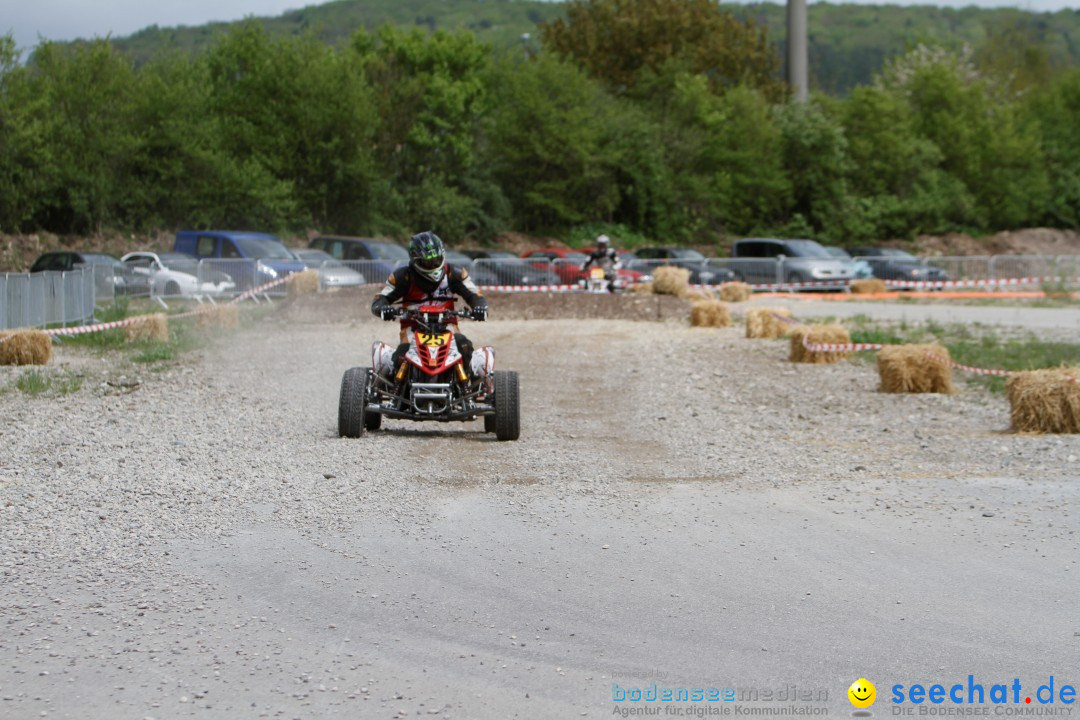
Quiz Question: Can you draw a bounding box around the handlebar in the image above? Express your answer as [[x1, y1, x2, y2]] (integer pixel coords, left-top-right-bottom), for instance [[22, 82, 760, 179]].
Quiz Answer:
[[383, 307, 485, 322]]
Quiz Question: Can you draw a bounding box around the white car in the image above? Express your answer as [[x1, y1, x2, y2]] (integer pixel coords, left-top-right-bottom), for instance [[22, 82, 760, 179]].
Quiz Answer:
[[291, 248, 366, 288], [121, 251, 236, 297]]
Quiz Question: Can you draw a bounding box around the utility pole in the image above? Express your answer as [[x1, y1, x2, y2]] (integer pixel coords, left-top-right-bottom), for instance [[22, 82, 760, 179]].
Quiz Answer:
[[787, 0, 808, 102]]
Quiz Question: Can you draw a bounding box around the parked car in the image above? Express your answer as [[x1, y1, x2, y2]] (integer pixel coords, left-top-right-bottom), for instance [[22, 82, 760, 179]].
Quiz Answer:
[[291, 248, 366, 288], [823, 246, 874, 279], [730, 238, 857, 286], [121, 252, 236, 297], [632, 247, 736, 285], [174, 230, 306, 290], [307, 236, 409, 282], [849, 247, 950, 283], [30, 251, 145, 296], [444, 251, 501, 286], [522, 248, 648, 285], [461, 249, 562, 286], [521, 248, 592, 284]]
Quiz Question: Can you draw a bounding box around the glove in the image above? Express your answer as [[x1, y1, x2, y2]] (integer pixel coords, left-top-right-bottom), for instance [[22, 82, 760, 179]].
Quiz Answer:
[[379, 305, 397, 321], [471, 305, 488, 322]]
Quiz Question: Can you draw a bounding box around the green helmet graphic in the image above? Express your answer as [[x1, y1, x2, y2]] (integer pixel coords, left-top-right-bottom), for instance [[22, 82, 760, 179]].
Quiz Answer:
[[408, 231, 446, 282]]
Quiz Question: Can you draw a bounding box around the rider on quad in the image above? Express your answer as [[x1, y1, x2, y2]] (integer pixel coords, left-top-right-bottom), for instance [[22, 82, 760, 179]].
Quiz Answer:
[[581, 234, 621, 292], [371, 231, 489, 377]]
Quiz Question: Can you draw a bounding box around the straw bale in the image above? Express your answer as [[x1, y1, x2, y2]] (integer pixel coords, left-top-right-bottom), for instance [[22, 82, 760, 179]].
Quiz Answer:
[[0, 329, 52, 365], [877, 344, 954, 394], [789, 324, 851, 363]]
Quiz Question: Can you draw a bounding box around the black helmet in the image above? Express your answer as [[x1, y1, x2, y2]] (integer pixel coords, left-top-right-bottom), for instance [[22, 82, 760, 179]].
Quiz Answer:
[[408, 231, 446, 282]]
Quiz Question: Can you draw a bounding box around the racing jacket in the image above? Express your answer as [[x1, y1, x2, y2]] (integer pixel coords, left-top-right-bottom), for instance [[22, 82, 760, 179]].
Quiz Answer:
[[582, 247, 620, 274], [370, 264, 486, 329]]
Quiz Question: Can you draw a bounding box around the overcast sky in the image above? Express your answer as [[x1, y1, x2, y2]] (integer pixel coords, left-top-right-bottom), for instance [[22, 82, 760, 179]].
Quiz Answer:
[[3, 0, 1075, 54]]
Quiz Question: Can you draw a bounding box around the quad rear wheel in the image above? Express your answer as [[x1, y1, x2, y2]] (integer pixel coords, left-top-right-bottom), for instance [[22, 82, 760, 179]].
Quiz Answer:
[[492, 370, 520, 441]]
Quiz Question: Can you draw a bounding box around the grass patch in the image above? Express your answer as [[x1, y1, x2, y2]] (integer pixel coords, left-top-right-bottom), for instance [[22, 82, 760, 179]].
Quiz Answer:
[[949, 337, 1080, 393], [846, 319, 1080, 393], [13, 369, 83, 396]]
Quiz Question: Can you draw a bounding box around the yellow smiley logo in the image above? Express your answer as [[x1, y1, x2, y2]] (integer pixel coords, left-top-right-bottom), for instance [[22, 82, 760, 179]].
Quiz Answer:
[[848, 679, 876, 709]]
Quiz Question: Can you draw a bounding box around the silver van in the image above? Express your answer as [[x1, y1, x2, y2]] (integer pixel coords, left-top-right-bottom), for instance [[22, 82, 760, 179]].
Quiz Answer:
[[730, 238, 857, 286]]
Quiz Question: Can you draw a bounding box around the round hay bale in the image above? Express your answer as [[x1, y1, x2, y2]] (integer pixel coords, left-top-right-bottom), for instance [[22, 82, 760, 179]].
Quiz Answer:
[[196, 304, 239, 329], [851, 278, 887, 295], [1006, 368, 1080, 434], [789, 324, 851, 364], [689, 300, 732, 328], [651, 266, 691, 296], [124, 314, 169, 343], [0, 329, 53, 366], [745, 307, 793, 339], [718, 281, 751, 302], [876, 344, 954, 394], [287, 270, 321, 298], [630, 281, 654, 294]]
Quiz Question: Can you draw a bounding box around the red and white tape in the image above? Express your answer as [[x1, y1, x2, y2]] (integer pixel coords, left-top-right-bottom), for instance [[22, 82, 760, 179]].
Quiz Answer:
[[883, 275, 1079, 290], [44, 316, 159, 337], [477, 284, 577, 292], [230, 275, 293, 303], [800, 335, 884, 353]]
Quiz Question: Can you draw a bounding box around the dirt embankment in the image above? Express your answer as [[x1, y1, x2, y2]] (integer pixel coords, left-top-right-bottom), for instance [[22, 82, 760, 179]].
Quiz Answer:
[[906, 227, 1080, 256]]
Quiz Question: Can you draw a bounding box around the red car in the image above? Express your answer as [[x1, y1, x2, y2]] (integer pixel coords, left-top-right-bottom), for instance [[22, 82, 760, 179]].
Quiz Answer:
[[522, 248, 647, 285]]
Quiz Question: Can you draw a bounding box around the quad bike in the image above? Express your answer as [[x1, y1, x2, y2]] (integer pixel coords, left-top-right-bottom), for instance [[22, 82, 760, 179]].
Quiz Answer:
[[579, 266, 623, 293], [338, 304, 520, 441]]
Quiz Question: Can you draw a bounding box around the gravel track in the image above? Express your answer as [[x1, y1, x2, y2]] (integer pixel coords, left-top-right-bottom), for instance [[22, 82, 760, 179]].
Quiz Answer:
[[1, 294, 1078, 719]]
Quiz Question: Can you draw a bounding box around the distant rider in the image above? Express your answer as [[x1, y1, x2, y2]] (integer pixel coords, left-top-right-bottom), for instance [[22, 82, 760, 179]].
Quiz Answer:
[[371, 231, 488, 376], [581, 235, 621, 292]]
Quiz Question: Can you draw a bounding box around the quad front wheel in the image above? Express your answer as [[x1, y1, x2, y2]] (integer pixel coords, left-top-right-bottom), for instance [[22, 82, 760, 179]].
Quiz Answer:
[[339, 367, 378, 438], [492, 370, 520, 441]]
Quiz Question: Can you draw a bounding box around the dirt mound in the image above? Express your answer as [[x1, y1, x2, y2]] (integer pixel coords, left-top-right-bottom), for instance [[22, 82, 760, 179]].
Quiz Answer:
[[908, 228, 1080, 257]]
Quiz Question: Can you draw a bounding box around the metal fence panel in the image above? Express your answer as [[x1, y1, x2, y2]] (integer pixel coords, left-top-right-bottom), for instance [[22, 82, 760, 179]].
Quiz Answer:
[[91, 263, 116, 305], [924, 255, 991, 282], [988, 254, 1062, 281], [0, 269, 95, 329], [472, 258, 559, 286]]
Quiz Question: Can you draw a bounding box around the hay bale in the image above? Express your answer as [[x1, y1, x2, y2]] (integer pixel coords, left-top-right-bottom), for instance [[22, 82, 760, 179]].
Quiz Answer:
[[851, 278, 887, 295], [718, 281, 751, 302], [651, 266, 691, 296], [1006, 368, 1080, 434], [124, 314, 169, 343], [630, 281, 654, 294], [877, 344, 954, 394], [287, 270, 321, 298], [789, 323, 852, 364], [745, 307, 793, 339], [196, 304, 239, 329], [689, 300, 732, 328], [0, 329, 53, 366], [679, 287, 713, 302]]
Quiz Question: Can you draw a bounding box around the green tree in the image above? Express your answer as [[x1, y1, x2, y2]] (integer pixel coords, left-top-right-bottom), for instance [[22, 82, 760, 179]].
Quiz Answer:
[[877, 45, 1049, 230], [483, 52, 626, 231], [539, 0, 784, 100], [20, 40, 140, 233], [206, 23, 380, 230], [774, 100, 852, 239], [633, 67, 788, 239], [356, 27, 498, 239], [1022, 69, 1080, 227]]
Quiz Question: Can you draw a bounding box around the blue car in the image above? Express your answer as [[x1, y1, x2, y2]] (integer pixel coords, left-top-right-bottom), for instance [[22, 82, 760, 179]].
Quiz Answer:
[[174, 230, 306, 291]]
